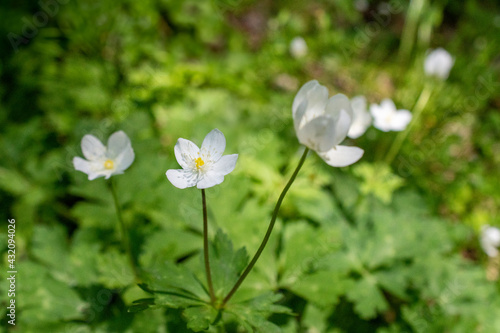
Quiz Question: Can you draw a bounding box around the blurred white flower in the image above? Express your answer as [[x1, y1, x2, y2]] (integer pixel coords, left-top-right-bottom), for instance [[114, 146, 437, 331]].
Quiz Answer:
[[370, 99, 412, 132], [166, 129, 238, 189], [293, 80, 364, 167], [480, 225, 500, 257], [424, 48, 454, 80], [73, 131, 135, 180], [347, 96, 372, 139], [355, 0, 369, 12], [290, 37, 308, 58]]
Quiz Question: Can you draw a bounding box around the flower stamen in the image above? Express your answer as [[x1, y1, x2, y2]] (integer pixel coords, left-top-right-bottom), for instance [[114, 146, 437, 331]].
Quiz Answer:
[[195, 157, 205, 169], [104, 159, 114, 170]]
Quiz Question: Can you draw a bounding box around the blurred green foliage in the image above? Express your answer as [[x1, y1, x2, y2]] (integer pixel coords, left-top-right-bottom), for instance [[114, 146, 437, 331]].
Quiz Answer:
[[1, 0, 500, 331]]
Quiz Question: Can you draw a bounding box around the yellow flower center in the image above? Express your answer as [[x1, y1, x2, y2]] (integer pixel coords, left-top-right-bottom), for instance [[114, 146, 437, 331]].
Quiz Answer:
[[104, 159, 114, 170], [195, 157, 205, 169]]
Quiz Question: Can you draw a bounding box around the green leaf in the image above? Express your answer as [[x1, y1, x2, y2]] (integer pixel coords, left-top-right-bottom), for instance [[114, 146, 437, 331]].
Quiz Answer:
[[279, 222, 342, 287], [128, 303, 151, 313], [345, 276, 388, 319], [210, 229, 249, 298], [30, 225, 100, 286], [139, 228, 201, 268], [146, 261, 209, 307], [97, 249, 135, 288], [227, 292, 292, 332], [0, 166, 31, 195], [375, 269, 409, 300], [183, 305, 219, 332], [17, 261, 86, 325], [352, 162, 404, 204], [289, 271, 348, 307]]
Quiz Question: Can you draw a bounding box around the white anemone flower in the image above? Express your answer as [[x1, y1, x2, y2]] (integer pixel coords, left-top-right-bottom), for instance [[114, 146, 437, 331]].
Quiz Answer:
[[166, 129, 238, 189], [290, 37, 308, 58], [347, 96, 372, 139], [73, 131, 135, 180], [293, 80, 364, 167], [424, 48, 454, 80], [480, 225, 500, 258], [370, 99, 412, 132]]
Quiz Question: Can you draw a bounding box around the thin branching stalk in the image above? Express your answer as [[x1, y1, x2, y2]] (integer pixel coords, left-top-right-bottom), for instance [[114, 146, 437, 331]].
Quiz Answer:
[[221, 147, 310, 307]]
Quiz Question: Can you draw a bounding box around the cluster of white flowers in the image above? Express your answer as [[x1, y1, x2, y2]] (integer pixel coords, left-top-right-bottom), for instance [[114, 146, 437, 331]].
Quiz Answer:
[[73, 48, 454, 187]]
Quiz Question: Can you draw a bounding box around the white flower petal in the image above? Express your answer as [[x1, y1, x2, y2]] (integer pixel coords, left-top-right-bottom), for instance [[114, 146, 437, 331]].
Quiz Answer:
[[201, 129, 226, 162], [332, 109, 352, 146], [424, 48, 454, 80], [370, 103, 388, 119], [297, 115, 337, 152], [348, 96, 372, 139], [481, 226, 500, 257], [290, 37, 308, 58], [104, 170, 121, 179], [107, 131, 131, 159], [293, 80, 329, 130], [196, 171, 225, 189], [380, 99, 396, 113], [318, 145, 364, 167], [73, 157, 91, 175], [325, 93, 353, 122], [373, 119, 392, 132], [351, 96, 367, 114], [81, 135, 106, 161], [325, 94, 353, 145], [114, 145, 135, 172], [293, 99, 308, 133], [166, 169, 198, 189], [391, 110, 412, 131], [211, 154, 238, 176], [370, 99, 410, 132], [174, 138, 200, 169], [292, 80, 319, 116], [87, 160, 112, 180], [347, 116, 371, 138]]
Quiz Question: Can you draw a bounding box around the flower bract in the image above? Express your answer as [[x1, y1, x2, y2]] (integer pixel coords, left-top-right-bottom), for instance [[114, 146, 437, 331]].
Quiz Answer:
[[424, 48, 454, 80], [73, 131, 135, 180], [370, 99, 412, 132], [166, 129, 238, 189], [347, 95, 372, 139], [292, 80, 364, 167]]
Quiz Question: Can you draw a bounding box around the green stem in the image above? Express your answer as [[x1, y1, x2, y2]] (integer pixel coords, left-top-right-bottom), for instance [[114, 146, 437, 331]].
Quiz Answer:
[[384, 84, 432, 165], [202, 189, 216, 305], [398, 0, 427, 62], [221, 147, 310, 307], [109, 178, 140, 280]]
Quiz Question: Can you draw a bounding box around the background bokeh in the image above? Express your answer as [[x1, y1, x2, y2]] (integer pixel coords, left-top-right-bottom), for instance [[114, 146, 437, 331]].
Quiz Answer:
[[1, 0, 499, 332]]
